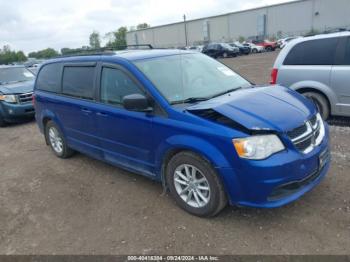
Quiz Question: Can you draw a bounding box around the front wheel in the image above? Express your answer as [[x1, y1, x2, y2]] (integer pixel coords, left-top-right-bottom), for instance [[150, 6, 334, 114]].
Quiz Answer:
[[45, 121, 74, 158], [302, 92, 330, 120], [222, 52, 228, 58], [265, 46, 272, 52], [252, 49, 257, 53], [166, 151, 227, 217]]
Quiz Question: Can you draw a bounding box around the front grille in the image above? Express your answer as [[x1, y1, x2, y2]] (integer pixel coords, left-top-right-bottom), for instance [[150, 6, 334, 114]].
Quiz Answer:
[[287, 114, 324, 153], [18, 92, 33, 103]]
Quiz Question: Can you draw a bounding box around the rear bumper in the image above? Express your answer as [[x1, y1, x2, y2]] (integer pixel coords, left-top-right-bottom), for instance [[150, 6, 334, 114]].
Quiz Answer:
[[0, 101, 35, 122], [218, 125, 330, 208]]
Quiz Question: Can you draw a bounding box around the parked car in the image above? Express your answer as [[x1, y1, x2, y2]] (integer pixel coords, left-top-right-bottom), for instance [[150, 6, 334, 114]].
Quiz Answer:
[[230, 43, 250, 55], [271, 31, 350, 120], [34, 49, 330, 217], [186, 46, 203, 52], [252, 39, 277, 51], [243, 43, 264, 53], [0, 66, 35, 127], [202, 43, 240, 58]]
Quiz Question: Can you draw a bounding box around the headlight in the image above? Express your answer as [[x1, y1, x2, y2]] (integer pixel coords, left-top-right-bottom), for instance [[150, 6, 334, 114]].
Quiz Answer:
[[0, 94, 17, 103], [233, 134, 285, 160]]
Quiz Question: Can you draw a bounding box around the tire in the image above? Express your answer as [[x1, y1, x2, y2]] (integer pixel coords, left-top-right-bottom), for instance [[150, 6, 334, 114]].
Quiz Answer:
[[266, 46, 272, 52], [166, 151, 227, 217], [252, 49, 257, 54], [222, 52, 228, 58], [45, 121, 74, 158], [0, 114, 6, 127], [302, 92, 330, 120]]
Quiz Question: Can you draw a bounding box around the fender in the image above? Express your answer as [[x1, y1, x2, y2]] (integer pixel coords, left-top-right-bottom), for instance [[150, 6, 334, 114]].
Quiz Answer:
[[290, 80, 337, 113], [39, 109, 66, 138], [154, 134, 232, 177]]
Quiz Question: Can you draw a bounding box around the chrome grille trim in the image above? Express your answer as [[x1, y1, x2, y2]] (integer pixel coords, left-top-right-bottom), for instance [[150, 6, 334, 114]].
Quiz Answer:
[[18, 92, 33, 103], [287, 114, 325, 154]]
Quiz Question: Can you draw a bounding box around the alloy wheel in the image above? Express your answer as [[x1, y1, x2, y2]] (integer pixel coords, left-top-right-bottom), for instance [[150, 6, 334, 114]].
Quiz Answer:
[[173, 164, 210, 208]]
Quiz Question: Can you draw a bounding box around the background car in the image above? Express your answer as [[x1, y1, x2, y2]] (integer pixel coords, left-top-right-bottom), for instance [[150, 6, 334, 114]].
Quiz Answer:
[[271, 31, 350, 120], [252, 39, 277, 51], [202, 43, 240, 58], [0, 65, 35, 126], [243, 43, 264, 53], [230, 43, 251, 55]]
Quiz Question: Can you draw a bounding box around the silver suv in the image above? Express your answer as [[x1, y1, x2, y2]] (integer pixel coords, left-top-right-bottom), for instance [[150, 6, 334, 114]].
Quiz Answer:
[[271, 32, 350, 119]]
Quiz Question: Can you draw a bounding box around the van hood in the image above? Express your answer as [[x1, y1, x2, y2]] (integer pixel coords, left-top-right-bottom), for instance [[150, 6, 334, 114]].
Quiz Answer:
[[186, 85, 317, 132], [0, 80, 34, 94]]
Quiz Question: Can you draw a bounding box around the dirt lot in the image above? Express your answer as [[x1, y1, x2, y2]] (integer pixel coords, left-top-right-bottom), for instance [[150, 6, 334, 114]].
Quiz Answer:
[[0, 51, 349, 255]]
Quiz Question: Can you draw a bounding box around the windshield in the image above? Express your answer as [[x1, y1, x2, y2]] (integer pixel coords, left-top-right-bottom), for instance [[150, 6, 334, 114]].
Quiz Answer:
[[0, 67, 34, 85], [134, 53, 251, 104]]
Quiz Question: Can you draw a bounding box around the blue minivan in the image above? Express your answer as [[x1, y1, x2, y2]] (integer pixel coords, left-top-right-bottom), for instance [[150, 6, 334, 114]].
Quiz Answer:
[[34, 49, 330, 217]]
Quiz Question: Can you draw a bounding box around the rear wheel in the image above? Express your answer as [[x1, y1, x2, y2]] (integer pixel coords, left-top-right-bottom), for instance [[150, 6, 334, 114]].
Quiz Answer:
[[266, 46, 273, 52], [302, 92, 330, 120], [45, 121, 74, 158], [166, 151, 227, 217]]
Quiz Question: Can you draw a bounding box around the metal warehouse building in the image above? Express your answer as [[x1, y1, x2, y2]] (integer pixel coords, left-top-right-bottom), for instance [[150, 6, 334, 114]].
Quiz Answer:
[[126, 0, 350, 48]]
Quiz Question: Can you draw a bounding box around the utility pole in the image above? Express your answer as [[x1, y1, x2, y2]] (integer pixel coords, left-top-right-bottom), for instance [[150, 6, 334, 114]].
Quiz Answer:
[[183, 14, 188, 47]]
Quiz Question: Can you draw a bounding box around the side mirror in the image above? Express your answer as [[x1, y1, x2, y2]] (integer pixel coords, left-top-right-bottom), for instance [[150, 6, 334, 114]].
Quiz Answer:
[[123, 94, 152, 112]]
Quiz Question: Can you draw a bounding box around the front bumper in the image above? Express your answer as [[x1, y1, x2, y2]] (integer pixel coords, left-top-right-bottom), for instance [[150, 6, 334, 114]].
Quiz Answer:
[[0, 101, 35, 122], [218, 124, 331, 208]]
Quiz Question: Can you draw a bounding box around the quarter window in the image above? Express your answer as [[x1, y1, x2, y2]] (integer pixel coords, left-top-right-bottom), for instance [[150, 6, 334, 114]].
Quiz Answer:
[[284, 38, 338, 65], [100, 67, 143, 107], [344, 37, 350, 65], [62, 66, 95, 100], [36, 63, 62, 93]]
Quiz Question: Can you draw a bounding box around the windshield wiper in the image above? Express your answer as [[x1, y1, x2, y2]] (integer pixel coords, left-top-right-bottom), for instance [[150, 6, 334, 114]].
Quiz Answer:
[[171, 97, 209, 105], [210, 87, 243, 99]]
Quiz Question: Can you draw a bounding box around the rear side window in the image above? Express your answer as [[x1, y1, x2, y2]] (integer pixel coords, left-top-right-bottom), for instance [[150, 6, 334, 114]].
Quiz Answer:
[[62, 66, 95, 100], [284, 38, 338, 65], [36, 63, 62, 93], [344, 37, 350, 65], [100, 67, 143, 107]]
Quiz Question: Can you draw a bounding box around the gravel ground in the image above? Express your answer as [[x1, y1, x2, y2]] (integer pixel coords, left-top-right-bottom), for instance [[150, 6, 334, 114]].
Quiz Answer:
[[0, 51, 349, 255]]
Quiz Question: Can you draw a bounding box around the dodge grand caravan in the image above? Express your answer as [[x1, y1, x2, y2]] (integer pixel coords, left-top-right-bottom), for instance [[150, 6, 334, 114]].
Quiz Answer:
[[271, 32, 350, 120], [34, 49, 330, 217]]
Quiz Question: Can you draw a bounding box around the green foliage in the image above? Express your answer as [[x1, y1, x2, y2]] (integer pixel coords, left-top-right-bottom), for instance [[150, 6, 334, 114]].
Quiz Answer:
[[0, 45, 27, 65], [89, 31, 101, 49], [136, 23, 150, 30], [238, 36, 245, 43], [28, 48, 59, 59], [105, 27, 128, 50]]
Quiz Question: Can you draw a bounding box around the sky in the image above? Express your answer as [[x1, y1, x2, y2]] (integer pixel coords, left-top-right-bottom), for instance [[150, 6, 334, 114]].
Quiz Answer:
[[0, 0, 292, 54]]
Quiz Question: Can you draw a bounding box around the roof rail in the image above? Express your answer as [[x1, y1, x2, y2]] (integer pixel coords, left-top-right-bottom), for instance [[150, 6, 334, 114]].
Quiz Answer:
[[57, 44, 154, 58]]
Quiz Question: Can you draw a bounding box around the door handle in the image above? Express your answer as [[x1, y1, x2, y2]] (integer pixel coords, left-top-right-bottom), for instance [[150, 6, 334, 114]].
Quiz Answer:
[[81, 108, 92, 114], [96, 112, 108, 117]]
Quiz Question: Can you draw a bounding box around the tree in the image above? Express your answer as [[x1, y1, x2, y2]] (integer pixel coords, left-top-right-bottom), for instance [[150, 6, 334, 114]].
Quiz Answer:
[[0, 45, 27, 65], [136, 23, 150, 30], [89, 31, 101, 49], [105, 27, 128, 50], [28, 48, 59, 59]]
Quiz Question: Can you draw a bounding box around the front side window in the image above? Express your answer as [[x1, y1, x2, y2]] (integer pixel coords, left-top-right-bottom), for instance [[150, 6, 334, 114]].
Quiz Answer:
[[100, 67, 143, 107], [0, 67, 34, 85], [134, 53, 251, 104], [284, 38, 338, 65], [62, 66, 95, 100]]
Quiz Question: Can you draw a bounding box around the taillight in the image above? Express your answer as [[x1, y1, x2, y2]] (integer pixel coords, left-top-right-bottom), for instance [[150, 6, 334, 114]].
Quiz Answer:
[[270, 68, 278, 85]]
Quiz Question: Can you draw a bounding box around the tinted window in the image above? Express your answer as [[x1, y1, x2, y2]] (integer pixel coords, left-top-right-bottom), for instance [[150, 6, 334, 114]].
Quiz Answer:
[[344, 37, 350, 65], [100, 67, 143, 107], [36, 63, 61, 93], [284, 38, 338, 65], [62, 66, 95, 100]]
